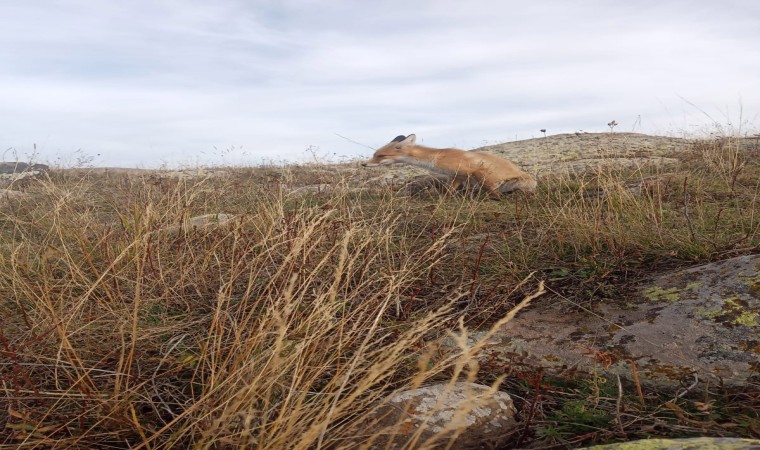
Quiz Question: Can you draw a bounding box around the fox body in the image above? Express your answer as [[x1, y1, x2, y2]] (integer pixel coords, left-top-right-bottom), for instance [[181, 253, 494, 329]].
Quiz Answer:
[[361, 134, 536, 198]]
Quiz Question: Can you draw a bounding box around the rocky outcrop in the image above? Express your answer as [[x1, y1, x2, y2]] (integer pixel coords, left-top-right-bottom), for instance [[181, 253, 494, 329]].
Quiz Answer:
[[449, 255, 760, 389], [476, 132, 690, 174], [360, 133, 700, 188]]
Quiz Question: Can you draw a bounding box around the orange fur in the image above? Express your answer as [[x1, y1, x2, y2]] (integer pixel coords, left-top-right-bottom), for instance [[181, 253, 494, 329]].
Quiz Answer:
[[362, 134, 536, 198]]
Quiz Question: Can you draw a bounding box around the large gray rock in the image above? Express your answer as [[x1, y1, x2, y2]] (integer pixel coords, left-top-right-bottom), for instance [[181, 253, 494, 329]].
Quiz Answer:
[[362, 382, 518, 449], [0, 162, 49, 188], [0, 162, 49, 174], [457, 255, 760, 389], [476, 132, 689, 174], [584, 437, 760, 449], [553, 156, 679, 175]]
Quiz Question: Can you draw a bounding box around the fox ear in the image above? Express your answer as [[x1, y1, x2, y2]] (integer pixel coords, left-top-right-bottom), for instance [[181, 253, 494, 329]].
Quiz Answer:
[[400, 134, 416, 146], [391, 135, 406, 143]]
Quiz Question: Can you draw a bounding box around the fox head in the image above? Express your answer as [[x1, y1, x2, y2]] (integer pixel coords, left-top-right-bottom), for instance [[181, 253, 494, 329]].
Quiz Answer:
[[361, 134, 417, 167]]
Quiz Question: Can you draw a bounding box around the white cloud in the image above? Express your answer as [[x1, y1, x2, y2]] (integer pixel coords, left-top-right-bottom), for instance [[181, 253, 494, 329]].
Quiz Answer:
[[0, 0, 758, 167]]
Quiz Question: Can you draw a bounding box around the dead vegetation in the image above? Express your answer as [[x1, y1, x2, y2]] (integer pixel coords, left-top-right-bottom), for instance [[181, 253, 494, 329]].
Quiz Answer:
[[1, 135, 759, 448]]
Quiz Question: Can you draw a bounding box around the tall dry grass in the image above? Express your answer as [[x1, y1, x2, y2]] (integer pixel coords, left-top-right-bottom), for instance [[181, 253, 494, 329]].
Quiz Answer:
[[1, 133, 759, 448], [0, 170, 543, 448]]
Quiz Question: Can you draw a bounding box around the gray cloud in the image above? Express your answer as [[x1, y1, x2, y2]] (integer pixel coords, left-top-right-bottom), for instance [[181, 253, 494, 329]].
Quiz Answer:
[[1, 0, 758, 166]]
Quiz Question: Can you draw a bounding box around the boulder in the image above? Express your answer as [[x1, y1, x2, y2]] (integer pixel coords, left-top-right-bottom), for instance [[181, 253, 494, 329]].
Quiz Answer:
[[0, 162, 49, 174], [551, 156, 679, 175], [0, 162, 48, 188], [476, 132, 689, 174], [360, 382, 518, 449]]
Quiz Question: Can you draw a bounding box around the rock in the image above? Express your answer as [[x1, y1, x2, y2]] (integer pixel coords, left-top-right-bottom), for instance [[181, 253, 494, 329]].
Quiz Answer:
[[361, 382, 517, 449], [0, 189, 27, 201], [583, 437, 760, 449], [288, 184, 332, 195], [184, 213, 236, 228], [159, 168, 225, 180], [477, 133, 690, 174], [582, 173, 686, 200], [0, 162, 49, 174], [288, 184, 366, 195], [551, 156, 680, 175], [0, 170, 44, 183], [0, 162, 48, 188], [148, 213, 237, 238], [454, 255, 760, 389]]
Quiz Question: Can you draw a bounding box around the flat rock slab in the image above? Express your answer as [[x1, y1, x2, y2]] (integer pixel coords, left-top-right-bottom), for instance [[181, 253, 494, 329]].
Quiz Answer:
[[584, 437, 760, 449], [467, 255, 760, 389]]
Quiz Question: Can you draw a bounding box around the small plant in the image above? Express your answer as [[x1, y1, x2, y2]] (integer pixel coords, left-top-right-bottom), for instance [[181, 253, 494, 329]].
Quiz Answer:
[[607, 120, 618, 132]]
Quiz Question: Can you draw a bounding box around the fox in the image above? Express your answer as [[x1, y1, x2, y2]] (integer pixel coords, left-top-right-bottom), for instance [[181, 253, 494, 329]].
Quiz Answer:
[[361, 134, 537, 199]]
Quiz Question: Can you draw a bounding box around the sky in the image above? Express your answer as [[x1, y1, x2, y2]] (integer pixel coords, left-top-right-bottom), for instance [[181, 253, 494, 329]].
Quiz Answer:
[[1, 0, 759, 168]]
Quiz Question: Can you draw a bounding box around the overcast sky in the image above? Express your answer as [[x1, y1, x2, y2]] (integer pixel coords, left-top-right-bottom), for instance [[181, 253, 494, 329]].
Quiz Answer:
[[1, 1, 759, 167]]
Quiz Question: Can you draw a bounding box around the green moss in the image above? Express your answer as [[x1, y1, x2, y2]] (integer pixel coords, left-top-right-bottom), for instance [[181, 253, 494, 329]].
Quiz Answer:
[[643, 286, 681, 302], [695, 307, 723, 320], [723, 296, 741, 307], [739, 273, 760, 287], [684, 281, 703, 290], [734, 311, 759, 327]]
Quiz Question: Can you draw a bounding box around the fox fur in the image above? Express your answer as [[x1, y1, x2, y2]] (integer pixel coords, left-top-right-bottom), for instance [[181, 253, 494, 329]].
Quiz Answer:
[[361, 134, 536, 198]]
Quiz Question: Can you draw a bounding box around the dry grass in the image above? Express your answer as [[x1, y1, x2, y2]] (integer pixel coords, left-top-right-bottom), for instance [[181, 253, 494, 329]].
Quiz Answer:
[[1, 135, 759, 448], [0, 168, 545, 448]]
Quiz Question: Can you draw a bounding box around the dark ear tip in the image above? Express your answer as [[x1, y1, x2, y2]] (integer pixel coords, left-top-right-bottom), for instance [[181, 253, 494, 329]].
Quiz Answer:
[[391, 135, 406, 142]]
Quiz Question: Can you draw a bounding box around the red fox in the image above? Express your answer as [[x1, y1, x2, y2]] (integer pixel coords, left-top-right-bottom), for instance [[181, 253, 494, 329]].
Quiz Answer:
[[361, 134, 537, 199]]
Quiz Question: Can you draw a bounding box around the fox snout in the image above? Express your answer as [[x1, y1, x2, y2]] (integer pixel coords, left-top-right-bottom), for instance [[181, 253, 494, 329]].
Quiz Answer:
[[362, 158, 381, 167], [362, 134, 413, 168], [361, 158, 386, 167]]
